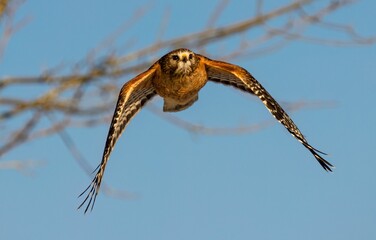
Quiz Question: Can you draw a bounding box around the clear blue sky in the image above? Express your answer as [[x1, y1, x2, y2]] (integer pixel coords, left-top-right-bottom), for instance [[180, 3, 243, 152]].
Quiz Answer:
[[1, 1, 375, 239]]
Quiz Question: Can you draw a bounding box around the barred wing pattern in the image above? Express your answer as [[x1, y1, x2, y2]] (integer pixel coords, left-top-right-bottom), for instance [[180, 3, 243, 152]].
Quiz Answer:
[[78, 66, 158, 213], [201, 55, 333, 171]]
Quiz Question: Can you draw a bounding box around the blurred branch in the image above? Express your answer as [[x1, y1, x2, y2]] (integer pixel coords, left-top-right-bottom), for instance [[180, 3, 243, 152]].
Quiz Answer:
[[0, 159, 45, 175], [0, 111, 41, 156], [146, 99, 336, 136], [0, 0, 8, 18], [206, 0, 230, 29], [47, 113, 137, 200], [0, 0, 30, 61]]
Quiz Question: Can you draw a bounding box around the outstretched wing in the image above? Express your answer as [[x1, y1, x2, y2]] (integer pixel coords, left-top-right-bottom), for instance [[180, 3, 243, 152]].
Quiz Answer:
[[200, 55, 333, 171], [78, 63, 159, 213]]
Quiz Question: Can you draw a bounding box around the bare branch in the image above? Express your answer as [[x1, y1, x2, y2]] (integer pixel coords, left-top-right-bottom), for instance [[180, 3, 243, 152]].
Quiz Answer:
[[89, 3, 152, 57], [0, 111, 41, 157], [146, 99, 336, 136], [206, 0, 230, 28], [0, 0, 8, 18], [46, 114, 137, 200], [0, 0, 30, 61], [0, 159, 45, 175]]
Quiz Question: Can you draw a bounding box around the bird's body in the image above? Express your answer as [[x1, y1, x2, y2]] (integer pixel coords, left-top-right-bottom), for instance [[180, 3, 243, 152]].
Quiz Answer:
[[154, 49, 207, 111], [79, 48, 333, 213]]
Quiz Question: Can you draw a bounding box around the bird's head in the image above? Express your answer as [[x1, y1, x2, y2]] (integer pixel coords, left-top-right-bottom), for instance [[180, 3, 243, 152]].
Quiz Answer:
[[160, 48, 199, 76]]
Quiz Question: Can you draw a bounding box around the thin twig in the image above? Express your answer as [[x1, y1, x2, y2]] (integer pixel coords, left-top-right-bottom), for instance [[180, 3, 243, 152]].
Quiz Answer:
[[0, 159, 45, 175], [45, 113, 137, 200]]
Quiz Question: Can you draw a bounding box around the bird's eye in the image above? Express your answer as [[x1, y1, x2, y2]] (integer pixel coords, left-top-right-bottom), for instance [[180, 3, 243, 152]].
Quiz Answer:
[[172, 55, 179, 61], [189, 54, 193, 59]]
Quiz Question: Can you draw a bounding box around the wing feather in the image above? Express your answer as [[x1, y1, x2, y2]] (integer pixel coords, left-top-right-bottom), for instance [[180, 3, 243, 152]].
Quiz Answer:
[[200, 55, 333, 171], [78, 64, 159, 213]]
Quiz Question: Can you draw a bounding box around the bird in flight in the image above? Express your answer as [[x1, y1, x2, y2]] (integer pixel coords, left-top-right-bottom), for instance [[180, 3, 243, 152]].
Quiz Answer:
[[78, 48, 333, 213]]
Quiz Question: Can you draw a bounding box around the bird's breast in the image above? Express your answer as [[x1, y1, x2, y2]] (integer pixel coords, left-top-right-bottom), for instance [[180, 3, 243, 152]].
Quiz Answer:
[[152, 64, 207, 103]]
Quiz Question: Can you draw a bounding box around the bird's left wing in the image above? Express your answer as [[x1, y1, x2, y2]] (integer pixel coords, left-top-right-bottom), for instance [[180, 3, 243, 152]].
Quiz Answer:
[[78, 63, 159, 213], [199, 55, 333, 171]]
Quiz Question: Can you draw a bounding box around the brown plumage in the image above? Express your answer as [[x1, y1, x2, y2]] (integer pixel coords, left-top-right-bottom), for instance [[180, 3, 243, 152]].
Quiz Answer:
[[78, 48, 333, 213]]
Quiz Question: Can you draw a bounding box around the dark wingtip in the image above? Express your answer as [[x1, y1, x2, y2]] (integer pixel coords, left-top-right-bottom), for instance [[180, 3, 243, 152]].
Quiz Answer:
[[78, 176, 100, 214], [297, 137, 334, 172], [77, 187, 97, 214], [310, 146, 328, 156], [309, 148, 334, 172]]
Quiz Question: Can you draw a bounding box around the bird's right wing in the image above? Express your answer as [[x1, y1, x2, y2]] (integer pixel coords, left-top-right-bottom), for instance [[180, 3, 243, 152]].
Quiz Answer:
[[199, 54, 333, 172], [78, 63, 159, 213]]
